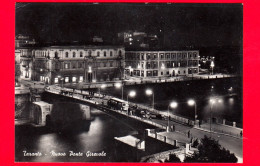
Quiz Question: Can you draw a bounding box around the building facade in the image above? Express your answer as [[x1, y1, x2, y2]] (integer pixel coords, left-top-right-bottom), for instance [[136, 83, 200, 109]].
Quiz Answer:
[[32, 46, 125, 84], [125, 50, 199, 78]]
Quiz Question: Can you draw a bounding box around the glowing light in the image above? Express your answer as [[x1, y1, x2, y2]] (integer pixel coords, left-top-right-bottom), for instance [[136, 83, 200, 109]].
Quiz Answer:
[[115, 82, 122, 88], [129, 91, 136, 97], [188, 99, 195, 106], [101, 84, 106, 89], [145, 89, 153, 96], [169, 102, 178, 108]]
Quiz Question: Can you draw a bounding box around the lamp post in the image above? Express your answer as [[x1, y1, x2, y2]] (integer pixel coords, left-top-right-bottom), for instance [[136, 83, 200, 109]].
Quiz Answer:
[[84, 56, 87, 83], [115, 82, 124, 100], [127, 91, 136, 115], [209, 98, 222, 132], [210, 61, 215, 75], [57, 75, 64, 88], [146, 89, 154, 110], [99, 84, 106, 99], [188, 99, 197, 126], [127, 91, 136, 103], [167, 101, 178, 132]]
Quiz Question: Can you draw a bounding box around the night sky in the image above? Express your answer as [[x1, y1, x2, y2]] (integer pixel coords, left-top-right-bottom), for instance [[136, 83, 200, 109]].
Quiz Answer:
[[15, 3, 243, 49]]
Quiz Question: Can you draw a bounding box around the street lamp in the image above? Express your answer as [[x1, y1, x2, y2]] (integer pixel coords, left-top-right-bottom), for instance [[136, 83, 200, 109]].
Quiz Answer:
[[57, 75, 64, 88], [188, 99, 197, 126], [127, 90, 136, 103], [146, 89, 154, 110], [209, 98, 222, 131], [99, 84, 106, 99], [210, 61, 215, 75], [115, 82, 124, 100], [167, 101, 178, 132], [127, 91, 136, 115]]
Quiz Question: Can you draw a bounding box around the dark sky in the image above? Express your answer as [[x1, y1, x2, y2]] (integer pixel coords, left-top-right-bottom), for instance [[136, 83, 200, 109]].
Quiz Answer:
[[15, 3, 243, 48]]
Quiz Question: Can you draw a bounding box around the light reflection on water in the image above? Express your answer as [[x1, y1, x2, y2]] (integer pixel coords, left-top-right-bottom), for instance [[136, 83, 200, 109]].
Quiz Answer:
[[15, 109, 135, 162]]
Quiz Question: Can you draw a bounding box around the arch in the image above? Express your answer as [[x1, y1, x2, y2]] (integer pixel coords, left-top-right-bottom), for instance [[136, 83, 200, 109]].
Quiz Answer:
[[119, 50, 122, 57], [55, 51, 59, 59], [33, 107, 42, 125]]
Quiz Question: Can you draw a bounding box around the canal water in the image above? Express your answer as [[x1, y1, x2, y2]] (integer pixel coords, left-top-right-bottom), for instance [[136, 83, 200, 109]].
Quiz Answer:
[[15, 107, 141, 162]]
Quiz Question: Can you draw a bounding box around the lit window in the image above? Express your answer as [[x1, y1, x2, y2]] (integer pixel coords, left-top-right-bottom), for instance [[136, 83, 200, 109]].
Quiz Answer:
[[72, 77, 77, 82], [54, 78, 58, 83], [79, 76, 83, 82], [65, 77, 69, 83], [65, 63, 69, 69]]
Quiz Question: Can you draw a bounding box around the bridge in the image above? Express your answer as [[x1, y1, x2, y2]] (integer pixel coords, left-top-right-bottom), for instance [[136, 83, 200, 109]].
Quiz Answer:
[[44, 85, 195, 128]]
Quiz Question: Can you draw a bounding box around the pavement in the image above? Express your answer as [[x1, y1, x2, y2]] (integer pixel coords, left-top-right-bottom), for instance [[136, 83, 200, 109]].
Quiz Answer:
[[197, 123, 243, 138]]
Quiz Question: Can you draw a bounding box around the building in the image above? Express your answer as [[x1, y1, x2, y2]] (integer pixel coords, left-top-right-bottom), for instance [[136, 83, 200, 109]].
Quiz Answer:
[[118, 31, 158, 49], [15, 34, 36, 48], [125, 50, 199, 78], [15, 35, 36, 80], [32, 46, 125, 84]]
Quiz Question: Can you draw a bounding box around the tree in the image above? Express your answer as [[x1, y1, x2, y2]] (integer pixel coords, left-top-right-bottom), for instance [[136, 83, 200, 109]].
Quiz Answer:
[[184, 135, 237, 163]]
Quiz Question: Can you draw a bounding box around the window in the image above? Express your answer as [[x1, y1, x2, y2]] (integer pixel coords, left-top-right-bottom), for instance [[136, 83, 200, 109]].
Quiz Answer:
[[88, 50, 92, 56], [55, 52, 59, 59], [153, 70, 158, 76], [110, 51, 113, 57], [110, 61, 113, 67], [72, 77, 77, 82], [80, 52, 83, 57], [65, 52, 69, 58], [78, 62, 83, 68], [178, 71, 180, 74], [119, 50, 122, 57], [54, 78, 58, 83], [72, 62, 76, 69], [65, 63, 70, 69], [104, 51, 106, 57], [147, 62, 151, 69], [65, 77, 69, 83], [73, 52, 76, 58], [79, 76, 83, 82], [160, 53, 164, 59], [184, 70, 186, 74], [147, 71, 152, 77], [161, 72, 163, 75], [104, 62, 106, 67]]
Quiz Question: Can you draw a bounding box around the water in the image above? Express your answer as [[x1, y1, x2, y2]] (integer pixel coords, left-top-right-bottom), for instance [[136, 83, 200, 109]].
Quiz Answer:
[[15, 109, 139, 162]]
